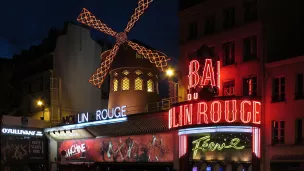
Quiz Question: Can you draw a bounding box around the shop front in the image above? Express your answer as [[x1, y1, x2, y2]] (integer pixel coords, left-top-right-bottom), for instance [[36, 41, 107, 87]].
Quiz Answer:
[[45, 111, 177, 171], [1, 126, 47, 171], [168, 97, 261, 171]]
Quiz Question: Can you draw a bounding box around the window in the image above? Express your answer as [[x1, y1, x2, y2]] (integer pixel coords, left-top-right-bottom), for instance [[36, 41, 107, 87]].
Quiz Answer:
[[121, 77, 129, 91], [295, 119, 304, 144], [244, 0, 258, 22], [122, 70, 130, 75], [188, 21, 198, 40], [147, 79, 154, 92], [147, 72, 153, 77], [243, 36, 257, 61], [135, 70, 142, 75], [134, 77, 143, 90], [243, 76, 257, 96], [272, 77, 285, 102], [204, 15, 215, 34], [223, 7, 235, 28], [223, 80, 235, 96], [113, 79, 118, 91], [114, 72, 118, 76], [295, 73, 304, 99], [222, 42, 235, 66], [272, 121, 285, 144]]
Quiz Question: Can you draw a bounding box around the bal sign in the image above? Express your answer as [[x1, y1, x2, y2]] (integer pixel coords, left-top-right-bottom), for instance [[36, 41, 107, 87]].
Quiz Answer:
[[168, 59, 261, 129]]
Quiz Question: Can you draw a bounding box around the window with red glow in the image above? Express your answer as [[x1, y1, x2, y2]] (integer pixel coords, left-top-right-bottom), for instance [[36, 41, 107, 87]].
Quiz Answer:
[[223, 80, 235, 96], [243, 76, 257, 96], [272, 120, 285, 144], [272, 77, 285, 102], [222, 42, 235, 66]]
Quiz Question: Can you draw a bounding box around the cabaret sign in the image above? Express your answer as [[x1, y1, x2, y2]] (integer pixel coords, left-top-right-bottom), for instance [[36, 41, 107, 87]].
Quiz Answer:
[[62, 106, 127, 124], [1, 128, 43, 136], [188, 59, 220, 90], [168, 99, 261, 129], [192, 135, 245, 157]]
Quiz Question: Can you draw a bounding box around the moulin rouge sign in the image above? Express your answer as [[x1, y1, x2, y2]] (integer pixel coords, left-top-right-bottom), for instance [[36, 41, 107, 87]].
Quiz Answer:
[[168, 59, 261, 129]]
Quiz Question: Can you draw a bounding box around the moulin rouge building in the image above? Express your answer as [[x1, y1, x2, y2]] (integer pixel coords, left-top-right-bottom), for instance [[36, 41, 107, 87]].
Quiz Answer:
[[44, 43, 262, 171]]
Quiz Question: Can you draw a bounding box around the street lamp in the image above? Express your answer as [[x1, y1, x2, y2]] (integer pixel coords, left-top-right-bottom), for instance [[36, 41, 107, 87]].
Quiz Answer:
[[166, 68, 174, 77], [165, 68, 178, 103], [37, 100, 45, 120]]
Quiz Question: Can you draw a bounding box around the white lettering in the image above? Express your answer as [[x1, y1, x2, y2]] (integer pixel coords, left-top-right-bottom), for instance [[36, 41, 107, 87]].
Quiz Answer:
[[121, 106, 127, 117], [96, 110, 102, 121], [114, 107, 121, 118], [1, 128, 42, 136], [101, 109, 108, 120], [66, 143, 87, 158]]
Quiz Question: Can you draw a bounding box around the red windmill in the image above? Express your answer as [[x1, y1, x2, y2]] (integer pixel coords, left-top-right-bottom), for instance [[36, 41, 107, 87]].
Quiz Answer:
[[77, 0, 170, 88]]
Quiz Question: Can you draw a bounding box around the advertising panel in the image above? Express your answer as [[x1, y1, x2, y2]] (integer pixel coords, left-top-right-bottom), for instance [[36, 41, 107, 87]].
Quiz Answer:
[[189, 132, 252, 162], [57, 133, 174, 163], [1, 136, 45, 164]]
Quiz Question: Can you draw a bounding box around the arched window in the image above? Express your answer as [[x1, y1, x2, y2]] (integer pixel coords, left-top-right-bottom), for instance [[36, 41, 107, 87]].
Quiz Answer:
[[122, 70, 130, 75], [113, 79, 118, 91], [121, 77, 130, 90], [147, 79, 154, 92], [134, 77, 143, 90], [135, 70, 142, 75]]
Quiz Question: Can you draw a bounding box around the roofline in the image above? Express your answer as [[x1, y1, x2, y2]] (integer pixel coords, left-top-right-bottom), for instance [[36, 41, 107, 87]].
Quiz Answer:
[[265, 55, 304, 68]]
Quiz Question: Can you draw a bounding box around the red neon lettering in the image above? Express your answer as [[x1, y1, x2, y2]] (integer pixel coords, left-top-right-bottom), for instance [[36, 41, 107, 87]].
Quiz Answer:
[[217, 61, 220, 89], [240, 101, 252, 123], [168, 108, 172, 129], [197, 102, 208, 124], [224, 100, 237, 123], [187, 94, 192, 101], [172, 107, 179, 128], [193, 93, 198, 100], [179, 106, 183, 127], [201, 59, 216, 87], [184, 104, 193, 125], [188, 60, 200, 89], [253, 101, 261, 124], [210, 101, 221, 123]]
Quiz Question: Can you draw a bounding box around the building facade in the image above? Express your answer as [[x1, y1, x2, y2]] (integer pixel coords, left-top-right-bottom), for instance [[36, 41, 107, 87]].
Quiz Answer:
[[178, 0, 304, 171], [264, 56, 304, 171], [11, 22, 111, 123], [1, 115, 48, 171]]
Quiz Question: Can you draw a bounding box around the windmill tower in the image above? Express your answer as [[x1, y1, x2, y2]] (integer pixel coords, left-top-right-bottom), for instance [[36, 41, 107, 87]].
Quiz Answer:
[[77, 0, 170, 114]]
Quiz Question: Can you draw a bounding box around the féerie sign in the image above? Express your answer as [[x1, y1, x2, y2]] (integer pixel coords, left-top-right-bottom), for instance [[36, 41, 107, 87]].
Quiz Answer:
[[192, 135, 245, 157]]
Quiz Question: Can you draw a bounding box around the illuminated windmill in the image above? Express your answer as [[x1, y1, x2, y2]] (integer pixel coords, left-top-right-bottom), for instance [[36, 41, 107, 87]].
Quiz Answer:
[[77, 0, 170, 88]]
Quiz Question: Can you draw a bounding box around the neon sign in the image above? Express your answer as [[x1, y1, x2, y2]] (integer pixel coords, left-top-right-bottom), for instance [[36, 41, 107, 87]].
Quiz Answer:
[[168, 100, 261, 129], [62, 106, 127, 124], [192, 135, 245, 157], [188, 59, 220, 90], [2, 128, 43, 136]]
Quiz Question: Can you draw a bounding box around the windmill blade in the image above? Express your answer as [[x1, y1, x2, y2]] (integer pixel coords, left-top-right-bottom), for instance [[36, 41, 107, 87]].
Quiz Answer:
[[77, 8, 117, 37], [89, 43, 120, 88], [127, 40, 170, 71], [124, 0, 153, 33]]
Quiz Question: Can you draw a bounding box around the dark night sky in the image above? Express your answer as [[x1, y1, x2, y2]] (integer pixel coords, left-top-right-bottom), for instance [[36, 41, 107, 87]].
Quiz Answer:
[[0, 0, 179, 62]]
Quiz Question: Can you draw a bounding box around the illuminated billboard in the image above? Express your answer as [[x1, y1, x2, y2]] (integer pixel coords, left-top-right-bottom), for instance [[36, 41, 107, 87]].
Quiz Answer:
[[190, 133, 252, 162], [168, 99, 261, 129], [57, 133, 174, 163]]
